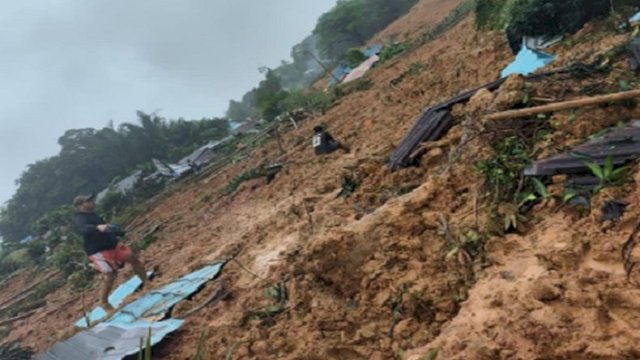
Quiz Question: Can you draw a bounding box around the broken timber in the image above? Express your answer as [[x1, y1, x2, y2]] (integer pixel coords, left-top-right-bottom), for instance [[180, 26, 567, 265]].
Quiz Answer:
[[387, 69, 567, 171], [387, 77, 508, 171]]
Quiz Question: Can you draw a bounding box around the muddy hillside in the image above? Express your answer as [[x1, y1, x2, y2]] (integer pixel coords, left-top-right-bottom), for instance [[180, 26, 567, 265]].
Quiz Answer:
[[4, 0, 640, 359]]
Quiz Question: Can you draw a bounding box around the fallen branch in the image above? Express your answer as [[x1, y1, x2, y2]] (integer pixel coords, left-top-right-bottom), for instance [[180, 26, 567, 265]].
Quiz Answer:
[[178, 281, 228, 318], [485, 89, 640, 121], [141, 222, 162, 240], [0, 309, 38, 327], [0, 271, 60, 310]]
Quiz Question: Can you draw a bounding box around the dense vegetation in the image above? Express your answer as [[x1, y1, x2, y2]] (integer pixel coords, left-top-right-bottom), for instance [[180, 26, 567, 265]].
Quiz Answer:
[[476, 0, 637, 43], [0, 112, 229, 245]]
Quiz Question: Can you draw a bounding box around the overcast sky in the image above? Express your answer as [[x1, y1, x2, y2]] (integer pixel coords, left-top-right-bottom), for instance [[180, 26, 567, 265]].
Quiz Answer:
[[0, 0, 336, 205]]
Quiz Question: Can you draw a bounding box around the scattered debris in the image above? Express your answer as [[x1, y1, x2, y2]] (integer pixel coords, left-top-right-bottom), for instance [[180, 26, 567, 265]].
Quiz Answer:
[[0, 341, 34, 360], [501, 45, 554, 78], [522, 35, 562, 51], [601, 199, 628, 222], [338, 175, 359, 198]]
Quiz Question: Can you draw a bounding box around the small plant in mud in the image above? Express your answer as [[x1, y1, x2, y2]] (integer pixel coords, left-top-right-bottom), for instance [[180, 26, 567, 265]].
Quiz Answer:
[[135, 328, 152, 360], [476, 136, 532, 204], [338, 175, 359, 198], [131, 234, 157, 252], [445, 229, 484, 267], [583, 156, 630, 192], [240, 282, 288, 327]]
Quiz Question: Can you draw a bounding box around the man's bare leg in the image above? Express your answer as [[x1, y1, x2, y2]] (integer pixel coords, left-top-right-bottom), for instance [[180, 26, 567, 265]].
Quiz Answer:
[[127, 254, 150, 285], [101, 272, 116, 311]]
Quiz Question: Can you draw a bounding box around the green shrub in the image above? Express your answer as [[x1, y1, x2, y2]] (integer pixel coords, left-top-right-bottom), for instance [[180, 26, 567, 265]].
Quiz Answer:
[[0, 249, 33, 273], [379, 42, 409, 63], [345, 48, 367, 68], [476, 0, 616, 37], [476, 136, 531, 203], [281, 89, 334, 115], [51, 242, 87, 277]]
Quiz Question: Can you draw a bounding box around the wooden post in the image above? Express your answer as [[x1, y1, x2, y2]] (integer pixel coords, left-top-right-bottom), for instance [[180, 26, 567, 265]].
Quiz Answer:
[[485, 89, 640, 121]]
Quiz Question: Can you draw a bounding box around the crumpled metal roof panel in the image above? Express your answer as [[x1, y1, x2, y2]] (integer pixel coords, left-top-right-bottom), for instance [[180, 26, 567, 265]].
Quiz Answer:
[[34, 319, 184, 360]]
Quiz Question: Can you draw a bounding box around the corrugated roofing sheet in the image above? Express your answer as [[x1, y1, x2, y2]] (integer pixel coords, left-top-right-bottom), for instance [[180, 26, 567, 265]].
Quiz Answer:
[[34, 319, 183, 360], [501, 46, 554, 78], [36, 262, 225, 360], [76, 271, 153, 328], [106, 262, 223, 325], [525, 126, 640, 176]]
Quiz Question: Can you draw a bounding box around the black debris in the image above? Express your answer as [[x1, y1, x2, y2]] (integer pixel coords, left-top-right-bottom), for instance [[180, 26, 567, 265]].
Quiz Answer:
[[525, 126, 640, 176], [601, 199, 628, 222]]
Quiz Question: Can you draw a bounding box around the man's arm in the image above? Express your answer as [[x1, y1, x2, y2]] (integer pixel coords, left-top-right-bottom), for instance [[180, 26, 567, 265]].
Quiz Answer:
[[74, 215, 108, 235]]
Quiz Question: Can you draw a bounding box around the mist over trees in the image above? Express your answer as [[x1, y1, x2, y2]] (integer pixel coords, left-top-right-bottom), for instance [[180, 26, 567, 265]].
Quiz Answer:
[[225, 0, 419, 123], [0, 112, 229, 243]]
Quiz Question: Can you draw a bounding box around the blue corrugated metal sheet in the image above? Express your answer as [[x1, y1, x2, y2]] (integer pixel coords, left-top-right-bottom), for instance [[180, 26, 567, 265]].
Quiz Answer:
[[37, 263, 225, 360], [75, 271, 154, 328], [106, 262, 223, 325], [35, 319, 184, 360], [501, 46, 554, 78]]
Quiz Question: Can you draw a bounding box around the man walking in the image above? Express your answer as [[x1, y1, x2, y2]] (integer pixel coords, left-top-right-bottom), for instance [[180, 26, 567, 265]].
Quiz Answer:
[[72, 194, 150, 310]]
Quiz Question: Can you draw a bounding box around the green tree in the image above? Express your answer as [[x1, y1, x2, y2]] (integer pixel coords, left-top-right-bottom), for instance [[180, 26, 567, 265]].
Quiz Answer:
[[313, 0, 418, 61], [255, 69, 290, 121]]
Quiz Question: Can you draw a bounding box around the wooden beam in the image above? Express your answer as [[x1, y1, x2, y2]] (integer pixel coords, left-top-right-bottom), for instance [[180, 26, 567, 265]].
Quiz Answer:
[[485, 89, 640, 121]]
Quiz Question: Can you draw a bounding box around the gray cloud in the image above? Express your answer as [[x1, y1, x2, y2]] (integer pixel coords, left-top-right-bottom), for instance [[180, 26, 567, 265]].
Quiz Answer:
[[0, 0, 335, 204]]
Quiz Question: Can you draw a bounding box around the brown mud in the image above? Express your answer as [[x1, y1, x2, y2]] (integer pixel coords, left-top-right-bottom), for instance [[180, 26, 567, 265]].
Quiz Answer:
[[3, 1, 640, 359]]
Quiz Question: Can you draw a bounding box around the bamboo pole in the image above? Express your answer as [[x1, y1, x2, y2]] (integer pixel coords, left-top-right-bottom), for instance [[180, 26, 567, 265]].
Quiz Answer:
[[485, 89, 640, 121]]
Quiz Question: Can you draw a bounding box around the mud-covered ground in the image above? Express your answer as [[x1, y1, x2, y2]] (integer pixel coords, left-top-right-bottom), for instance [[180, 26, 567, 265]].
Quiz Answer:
[[4, 0, 640, 359]]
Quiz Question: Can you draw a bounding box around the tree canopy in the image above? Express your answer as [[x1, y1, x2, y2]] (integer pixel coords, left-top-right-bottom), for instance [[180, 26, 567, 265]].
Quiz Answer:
[[0, 113, 229, 244]]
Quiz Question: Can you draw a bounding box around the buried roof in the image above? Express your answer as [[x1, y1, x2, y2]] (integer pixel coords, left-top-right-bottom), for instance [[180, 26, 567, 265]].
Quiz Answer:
[[524, 125, 640, 176], [501, 46, 555, 78], [36, 262, 224, 360]]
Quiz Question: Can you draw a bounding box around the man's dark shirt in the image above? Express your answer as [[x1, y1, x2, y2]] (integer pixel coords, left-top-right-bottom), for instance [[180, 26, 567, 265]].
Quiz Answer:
[[73, 212, 118, 255], [312, 131, 340, 155]]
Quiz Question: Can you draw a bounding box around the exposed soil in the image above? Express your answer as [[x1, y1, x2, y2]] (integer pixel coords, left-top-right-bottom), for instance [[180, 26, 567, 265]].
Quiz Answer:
[[3, 1, 640, 359]]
